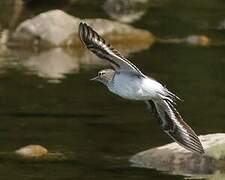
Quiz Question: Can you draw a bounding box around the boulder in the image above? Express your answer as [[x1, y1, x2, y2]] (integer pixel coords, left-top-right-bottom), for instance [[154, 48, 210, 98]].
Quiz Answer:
[[12, 9, 80, 47], [15, 144, 48, 158], [80, 18, 153, 45], [12, 9, 154, 48], [103, 0, 148, 23], [130, 133, 225, 177]]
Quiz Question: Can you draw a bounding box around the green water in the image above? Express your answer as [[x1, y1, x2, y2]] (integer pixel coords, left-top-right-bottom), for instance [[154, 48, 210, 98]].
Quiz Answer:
[[0, 0, 225, 179]]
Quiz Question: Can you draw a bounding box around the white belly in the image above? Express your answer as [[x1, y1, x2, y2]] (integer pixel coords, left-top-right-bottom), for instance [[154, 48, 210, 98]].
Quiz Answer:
[[107, 72, 164, 100]]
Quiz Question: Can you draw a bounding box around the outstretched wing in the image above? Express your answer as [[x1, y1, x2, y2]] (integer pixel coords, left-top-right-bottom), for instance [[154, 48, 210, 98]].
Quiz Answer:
[[147, 100, 204, 154], [79, 22, 143, 75]]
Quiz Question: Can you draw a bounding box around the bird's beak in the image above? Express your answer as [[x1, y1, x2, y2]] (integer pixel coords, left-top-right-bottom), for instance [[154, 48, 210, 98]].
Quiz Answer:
[[90, 76, 99, 81]]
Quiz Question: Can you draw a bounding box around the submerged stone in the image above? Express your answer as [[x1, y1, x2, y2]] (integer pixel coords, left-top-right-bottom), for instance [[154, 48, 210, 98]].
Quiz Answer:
[[13, 144, 68, 162], [156, 35, 211, 46], [185, 35, 210, 46], [15, 145, 48, 158], [130, 133, 225, 176]]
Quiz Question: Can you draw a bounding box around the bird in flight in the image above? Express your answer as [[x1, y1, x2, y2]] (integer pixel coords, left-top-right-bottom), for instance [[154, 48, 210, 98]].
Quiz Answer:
[[79, 22, 204, 154]]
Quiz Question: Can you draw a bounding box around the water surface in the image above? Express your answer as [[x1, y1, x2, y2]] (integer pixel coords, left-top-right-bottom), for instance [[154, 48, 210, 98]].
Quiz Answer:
[[0, 0, 225, 179]]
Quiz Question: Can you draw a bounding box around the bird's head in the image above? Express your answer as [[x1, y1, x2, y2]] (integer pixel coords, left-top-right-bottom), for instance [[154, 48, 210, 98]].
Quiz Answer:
[[90, 69, 115, 85]]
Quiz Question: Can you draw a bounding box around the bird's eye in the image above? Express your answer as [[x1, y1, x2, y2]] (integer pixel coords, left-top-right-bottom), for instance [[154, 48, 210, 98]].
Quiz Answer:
[[99, 72, 105, 76]]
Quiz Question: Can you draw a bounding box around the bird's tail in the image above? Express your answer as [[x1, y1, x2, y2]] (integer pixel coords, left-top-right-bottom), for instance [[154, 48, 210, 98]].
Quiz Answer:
[[150, 99, 204, 154]]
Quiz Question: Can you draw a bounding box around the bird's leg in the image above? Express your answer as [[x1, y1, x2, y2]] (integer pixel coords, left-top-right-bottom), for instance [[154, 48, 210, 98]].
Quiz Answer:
[[145, 100, 151, 110], [144, 100, 155, 113]]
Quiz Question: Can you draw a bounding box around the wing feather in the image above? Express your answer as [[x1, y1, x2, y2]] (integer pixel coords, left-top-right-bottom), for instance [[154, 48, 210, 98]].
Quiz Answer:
[[79, 22, 143, 74], [148, 100, 204, 154]]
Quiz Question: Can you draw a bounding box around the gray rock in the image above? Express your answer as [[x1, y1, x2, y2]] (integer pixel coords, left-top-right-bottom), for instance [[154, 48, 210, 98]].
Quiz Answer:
[[130, 133, 225, 176], [12, 9, 154, 48], [13, 9, 80, 47], [218, 20, 225, 30], [103, 0, 148, 23], [82, 18, 154, 45]]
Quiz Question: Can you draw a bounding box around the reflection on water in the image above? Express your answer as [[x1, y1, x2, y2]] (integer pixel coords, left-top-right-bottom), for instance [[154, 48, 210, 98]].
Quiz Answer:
[[1, 48, 102, 83], [22, 48, 80, 83], [0, 40, 151, 83]]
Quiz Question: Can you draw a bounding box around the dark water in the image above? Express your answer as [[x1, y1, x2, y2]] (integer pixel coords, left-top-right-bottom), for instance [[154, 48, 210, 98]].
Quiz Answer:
[[0, 0, 225, 180]]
